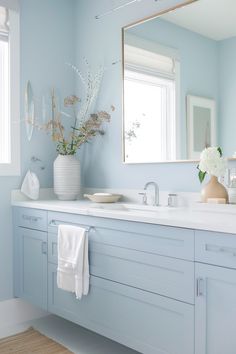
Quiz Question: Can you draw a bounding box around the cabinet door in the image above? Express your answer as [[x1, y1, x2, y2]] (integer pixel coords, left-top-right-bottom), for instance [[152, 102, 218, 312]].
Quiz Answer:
[[15, 226, 47, 310], [195, 263, 236, 354]]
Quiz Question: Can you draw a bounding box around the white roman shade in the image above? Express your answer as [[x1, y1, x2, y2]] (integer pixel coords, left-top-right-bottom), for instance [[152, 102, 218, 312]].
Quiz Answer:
[[0, 0, 19, 11], [124, 44, 176, 78], [0, 6, 9, 40]]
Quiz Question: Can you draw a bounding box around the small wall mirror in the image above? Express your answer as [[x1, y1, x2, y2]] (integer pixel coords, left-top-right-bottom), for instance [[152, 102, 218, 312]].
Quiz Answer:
[[122, 0, 236, 163], [25, 80, 35, 141]]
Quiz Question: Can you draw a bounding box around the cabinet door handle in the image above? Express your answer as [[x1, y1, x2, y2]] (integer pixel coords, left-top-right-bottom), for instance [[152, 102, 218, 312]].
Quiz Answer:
[[205, 244, 236, 257], [41, 242, 47, 255], [196, 278, 204, 297]]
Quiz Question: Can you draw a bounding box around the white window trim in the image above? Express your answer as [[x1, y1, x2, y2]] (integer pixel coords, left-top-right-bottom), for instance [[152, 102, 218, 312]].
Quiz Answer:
[[0, 8, 20, 176], [123, 37, 181, 163], [175, 61, 181, 160], [124, 68, 177, 162]]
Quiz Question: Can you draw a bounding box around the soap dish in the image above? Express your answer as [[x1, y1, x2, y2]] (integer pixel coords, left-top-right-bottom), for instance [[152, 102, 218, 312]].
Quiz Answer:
[[84, 193, 122, 203]]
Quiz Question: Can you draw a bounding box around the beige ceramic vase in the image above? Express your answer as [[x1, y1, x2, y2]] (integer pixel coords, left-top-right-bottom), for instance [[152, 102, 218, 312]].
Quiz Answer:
[[201, 175, 229, 203]]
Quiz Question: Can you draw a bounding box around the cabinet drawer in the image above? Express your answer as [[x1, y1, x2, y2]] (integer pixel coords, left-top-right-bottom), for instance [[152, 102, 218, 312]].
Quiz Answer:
[[48, 232, 194, 303], [195, 230, 236, 269], [48, 263, 194, 354], [14, 207, 47, 232], [48, 211, 194, 261]]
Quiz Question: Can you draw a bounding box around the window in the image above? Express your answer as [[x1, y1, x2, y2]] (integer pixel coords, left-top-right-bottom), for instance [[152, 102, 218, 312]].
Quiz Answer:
[[123, 43, 180, 163], [0, 4, 20, 175], [0, 7, 10, 163]]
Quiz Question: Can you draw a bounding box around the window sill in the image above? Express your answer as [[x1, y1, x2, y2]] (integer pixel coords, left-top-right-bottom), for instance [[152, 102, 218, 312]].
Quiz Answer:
[[0, 162, 20, 176]]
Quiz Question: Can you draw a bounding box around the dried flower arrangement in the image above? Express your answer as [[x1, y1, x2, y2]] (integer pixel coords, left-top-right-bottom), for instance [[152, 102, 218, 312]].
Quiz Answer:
[[31, 63, 114, 155], [46, 90, 114, 156]]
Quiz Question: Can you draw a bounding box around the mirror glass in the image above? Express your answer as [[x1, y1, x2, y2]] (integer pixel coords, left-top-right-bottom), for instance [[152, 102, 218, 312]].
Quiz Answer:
[[123, 0, 236, 163]]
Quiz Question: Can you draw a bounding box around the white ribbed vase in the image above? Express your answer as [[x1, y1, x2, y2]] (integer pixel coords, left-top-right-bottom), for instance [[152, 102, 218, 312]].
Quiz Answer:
[[53, 154, 80, 201]]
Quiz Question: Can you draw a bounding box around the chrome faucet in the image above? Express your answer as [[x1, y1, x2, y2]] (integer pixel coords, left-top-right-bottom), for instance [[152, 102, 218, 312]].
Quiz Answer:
[[139, 181, 159, 206]]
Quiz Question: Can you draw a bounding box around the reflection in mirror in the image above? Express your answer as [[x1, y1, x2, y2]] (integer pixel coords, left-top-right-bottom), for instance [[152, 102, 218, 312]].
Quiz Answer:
[[123, 0, 236, 163], [186, 95, 216, 159], [25, 81, 35, 141]]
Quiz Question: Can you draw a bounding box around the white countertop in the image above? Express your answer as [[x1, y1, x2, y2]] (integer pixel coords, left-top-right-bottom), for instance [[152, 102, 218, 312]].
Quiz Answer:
[[11, 198, 236, 234]]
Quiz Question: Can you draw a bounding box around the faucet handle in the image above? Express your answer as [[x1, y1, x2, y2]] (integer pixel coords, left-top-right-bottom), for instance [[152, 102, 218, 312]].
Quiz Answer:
[[168, 193, 178, 207], [139, 192, 147, 205]]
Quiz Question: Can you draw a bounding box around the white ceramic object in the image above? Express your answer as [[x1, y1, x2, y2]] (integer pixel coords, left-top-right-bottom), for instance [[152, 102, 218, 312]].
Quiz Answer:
[[84, 193, 122, 203], [21, 170, 40, 200], [25, 81, 35, 141], [54, 155, 80, 201]]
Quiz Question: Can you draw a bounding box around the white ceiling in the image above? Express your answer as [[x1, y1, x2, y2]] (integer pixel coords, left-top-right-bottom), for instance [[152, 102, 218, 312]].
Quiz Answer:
[[162, 0, 236, 41]]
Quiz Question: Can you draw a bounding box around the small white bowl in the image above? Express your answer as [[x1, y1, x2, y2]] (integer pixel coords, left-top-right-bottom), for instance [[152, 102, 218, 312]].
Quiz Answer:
[[84, 193, 122, 203]]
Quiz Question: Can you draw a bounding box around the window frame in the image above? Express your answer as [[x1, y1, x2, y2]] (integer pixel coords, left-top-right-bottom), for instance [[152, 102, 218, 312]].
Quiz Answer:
[[123, 38, 181, 163], [0, 8, 20, 176], [124, 67, 177, 162]]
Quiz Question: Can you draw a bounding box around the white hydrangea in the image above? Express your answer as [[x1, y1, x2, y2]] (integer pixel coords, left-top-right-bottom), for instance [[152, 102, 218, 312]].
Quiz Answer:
[[200, 147, 221, 162], [199, 147, 227, 177]]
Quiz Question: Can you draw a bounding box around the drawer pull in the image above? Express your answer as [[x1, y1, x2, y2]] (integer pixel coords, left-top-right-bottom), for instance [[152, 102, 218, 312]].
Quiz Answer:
[[22, 215, 42, 222], [196, 278, 204, 297], [205, 244, 236, 257], [49, 220, 94, 233], [41, 241, 47, 255]]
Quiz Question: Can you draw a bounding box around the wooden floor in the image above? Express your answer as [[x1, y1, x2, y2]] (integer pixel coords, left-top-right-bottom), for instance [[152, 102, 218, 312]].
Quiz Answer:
[[0, 315, 139, 354], [0, 327, 73, 353]]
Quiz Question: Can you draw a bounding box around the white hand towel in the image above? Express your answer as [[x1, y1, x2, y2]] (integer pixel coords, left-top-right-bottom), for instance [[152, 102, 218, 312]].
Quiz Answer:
[[57, 224, 90, 299], [21, 170, 40, 200]]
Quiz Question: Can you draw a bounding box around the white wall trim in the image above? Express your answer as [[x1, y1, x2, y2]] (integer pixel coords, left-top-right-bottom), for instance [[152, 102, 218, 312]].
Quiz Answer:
[[0, 299, 47, 329]]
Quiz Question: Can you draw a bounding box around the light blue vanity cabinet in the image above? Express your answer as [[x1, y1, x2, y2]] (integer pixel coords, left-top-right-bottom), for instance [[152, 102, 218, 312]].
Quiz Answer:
[[195, 230, 236, 354], [47, 211, 195, 354], [13, 207, 196, 354], [13, 208, 48, 310]]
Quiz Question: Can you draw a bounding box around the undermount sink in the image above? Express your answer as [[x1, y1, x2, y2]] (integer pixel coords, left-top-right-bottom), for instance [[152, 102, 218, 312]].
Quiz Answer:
[[88, 203, 128, 211], [88, 203, 175, 213], [123, 203, 175, 212]]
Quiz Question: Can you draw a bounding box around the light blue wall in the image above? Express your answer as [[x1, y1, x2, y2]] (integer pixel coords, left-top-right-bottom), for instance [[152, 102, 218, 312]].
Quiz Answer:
[[219, 37, 236, 156], [3, 0, 236, 301], [127, 18, 219, 158], [20, 0, 76, 183], [0, 0, 76, 301], [75, 0, 208, 191]]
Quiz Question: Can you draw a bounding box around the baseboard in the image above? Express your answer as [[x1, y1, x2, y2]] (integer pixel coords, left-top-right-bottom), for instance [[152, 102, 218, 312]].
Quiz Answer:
[[0, 298, 47, 329]]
